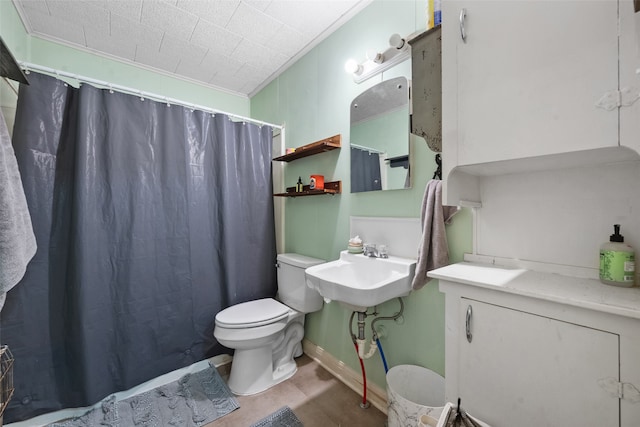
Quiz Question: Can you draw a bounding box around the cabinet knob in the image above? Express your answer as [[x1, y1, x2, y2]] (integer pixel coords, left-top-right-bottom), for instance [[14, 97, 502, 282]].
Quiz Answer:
[[465, 304, 473, 343], [459, 8, 467, 43]]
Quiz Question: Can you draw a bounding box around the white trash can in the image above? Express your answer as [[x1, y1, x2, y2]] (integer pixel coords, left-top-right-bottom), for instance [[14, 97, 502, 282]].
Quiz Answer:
[[386, 364, 445, 427]]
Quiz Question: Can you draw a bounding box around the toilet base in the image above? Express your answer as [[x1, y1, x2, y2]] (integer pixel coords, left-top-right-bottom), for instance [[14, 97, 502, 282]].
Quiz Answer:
[[228, 346, 298, 395], [226, 320, 305, 396]]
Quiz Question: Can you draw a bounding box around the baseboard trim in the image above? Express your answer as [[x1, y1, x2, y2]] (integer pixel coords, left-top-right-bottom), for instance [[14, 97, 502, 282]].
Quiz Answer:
[[302, 338, 388, 415]]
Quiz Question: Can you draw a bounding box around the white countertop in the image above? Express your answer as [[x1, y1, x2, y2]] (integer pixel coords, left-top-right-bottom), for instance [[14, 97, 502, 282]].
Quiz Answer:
[[428, 262, 640, 320]]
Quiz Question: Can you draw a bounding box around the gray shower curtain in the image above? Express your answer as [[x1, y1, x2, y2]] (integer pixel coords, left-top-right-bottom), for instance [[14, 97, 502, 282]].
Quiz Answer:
[[350, 146, 382, 193], [0, 72, 277, 423]]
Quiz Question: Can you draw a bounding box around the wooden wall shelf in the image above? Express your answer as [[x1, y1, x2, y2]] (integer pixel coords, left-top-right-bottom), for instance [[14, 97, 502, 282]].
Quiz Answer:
[[273, 134, 341, 162], [274, 181, 342, 197]]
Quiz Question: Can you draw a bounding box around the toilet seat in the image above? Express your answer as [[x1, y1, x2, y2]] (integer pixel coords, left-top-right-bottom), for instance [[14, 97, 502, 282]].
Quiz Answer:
[[215, 298, 290, 329]]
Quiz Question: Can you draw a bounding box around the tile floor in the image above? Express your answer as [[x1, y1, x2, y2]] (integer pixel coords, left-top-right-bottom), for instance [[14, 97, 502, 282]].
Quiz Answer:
[[206, 354, 388, 427]]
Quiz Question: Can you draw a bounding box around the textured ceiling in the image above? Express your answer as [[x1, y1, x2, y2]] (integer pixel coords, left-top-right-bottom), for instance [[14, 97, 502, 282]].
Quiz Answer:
[[12, 0, 372, 97]]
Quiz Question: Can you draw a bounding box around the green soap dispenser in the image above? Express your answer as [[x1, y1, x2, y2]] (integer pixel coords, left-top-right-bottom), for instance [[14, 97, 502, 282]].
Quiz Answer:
[[599, 224, 635, 287]]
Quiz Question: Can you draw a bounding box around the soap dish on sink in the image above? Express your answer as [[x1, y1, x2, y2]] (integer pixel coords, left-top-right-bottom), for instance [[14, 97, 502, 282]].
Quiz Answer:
[[347, 244, 363, 254]]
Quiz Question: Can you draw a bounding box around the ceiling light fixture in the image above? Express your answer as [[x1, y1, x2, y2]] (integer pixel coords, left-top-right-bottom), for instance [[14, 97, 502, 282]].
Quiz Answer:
[[345, 33, 411, 83]]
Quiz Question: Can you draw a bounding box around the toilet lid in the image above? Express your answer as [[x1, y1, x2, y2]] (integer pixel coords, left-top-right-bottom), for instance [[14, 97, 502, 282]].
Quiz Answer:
[[215, 298, 290, 328]]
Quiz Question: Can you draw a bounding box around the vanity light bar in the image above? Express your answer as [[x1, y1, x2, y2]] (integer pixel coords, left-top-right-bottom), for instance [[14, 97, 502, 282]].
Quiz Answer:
[[346, 33, 413, 84]]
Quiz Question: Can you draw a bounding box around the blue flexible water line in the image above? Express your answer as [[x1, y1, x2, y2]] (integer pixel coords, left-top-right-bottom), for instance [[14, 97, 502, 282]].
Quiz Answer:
[[376, 338, 389, 373]]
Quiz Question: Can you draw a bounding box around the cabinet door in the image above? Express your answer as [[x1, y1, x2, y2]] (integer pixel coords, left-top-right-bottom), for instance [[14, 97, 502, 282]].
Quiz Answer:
[[448, 0, 619, 165], [458, 299, 619, 427], [619, 0, 640, 154]]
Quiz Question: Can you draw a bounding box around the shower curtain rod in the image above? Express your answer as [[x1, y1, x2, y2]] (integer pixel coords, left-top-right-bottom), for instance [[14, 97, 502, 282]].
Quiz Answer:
[[19, 61, 283, 130], [350, 143, 385, 154]]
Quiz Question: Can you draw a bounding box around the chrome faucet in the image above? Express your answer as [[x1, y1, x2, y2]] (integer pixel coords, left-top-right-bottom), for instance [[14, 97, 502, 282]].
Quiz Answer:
[[364, 243, 389, 258], [363, 243, 378, 258], [378, 244, 388, 258]]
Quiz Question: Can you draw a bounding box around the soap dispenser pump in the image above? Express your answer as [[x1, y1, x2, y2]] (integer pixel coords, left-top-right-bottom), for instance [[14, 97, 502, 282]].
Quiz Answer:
[[599, 224, 635, 287]]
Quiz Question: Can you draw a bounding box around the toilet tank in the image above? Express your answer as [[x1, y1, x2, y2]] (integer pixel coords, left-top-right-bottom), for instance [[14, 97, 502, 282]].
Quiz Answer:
[[276, 253, 325, 313]]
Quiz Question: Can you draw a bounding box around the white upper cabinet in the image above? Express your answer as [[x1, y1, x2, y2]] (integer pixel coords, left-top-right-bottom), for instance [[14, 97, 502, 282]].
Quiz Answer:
[[442, 0, 640, 204], [620, 2, 640, 153]]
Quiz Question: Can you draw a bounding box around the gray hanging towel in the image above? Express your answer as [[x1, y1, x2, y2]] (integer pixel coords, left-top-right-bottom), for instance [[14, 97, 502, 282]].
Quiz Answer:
[[0, 109, 36, 310], [411, 179, 458, 290]]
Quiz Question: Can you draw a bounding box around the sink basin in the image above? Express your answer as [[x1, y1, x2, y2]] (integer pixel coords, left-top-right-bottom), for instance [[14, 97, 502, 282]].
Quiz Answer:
[[305, 250, 417, 311]]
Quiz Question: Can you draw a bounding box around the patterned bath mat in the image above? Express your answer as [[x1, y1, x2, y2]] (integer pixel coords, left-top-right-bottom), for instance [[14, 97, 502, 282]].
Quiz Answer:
[[48, 365, 239, 426], [250, 406, 303, 427]]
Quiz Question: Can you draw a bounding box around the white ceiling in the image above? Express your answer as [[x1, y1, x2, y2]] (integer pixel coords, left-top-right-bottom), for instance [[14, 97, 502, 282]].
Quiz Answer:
[[12, 0, 372, 97]]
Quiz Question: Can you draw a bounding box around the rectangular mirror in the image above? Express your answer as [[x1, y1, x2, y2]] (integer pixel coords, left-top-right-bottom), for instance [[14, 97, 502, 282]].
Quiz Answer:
[[350, 76, 410, 193]]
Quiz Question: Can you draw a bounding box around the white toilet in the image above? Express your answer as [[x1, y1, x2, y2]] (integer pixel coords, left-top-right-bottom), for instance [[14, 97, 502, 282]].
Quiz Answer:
[[213, 253, 324, 395]]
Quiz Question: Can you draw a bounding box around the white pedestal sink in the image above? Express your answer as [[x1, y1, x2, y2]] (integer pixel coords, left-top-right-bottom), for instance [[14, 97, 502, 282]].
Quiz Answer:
[[305, 250, 417, 312]]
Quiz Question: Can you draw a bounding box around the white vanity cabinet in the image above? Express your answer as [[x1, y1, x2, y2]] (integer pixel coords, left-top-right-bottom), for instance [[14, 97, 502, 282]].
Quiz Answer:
[[441, 0, 640, 204], [431, 263, 640, 427], [457, 299, 619, 426]]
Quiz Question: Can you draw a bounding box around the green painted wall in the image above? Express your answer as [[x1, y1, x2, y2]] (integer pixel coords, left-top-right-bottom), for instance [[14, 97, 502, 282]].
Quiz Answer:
[[0, 0, 29, 58], [0, 1, 248, 117], [251, 0, 473, 391], [0, 0, 28, 130]]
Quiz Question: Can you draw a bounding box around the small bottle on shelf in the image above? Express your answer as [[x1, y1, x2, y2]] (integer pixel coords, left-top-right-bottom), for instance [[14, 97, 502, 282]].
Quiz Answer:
[[296, 176, 304, 192]]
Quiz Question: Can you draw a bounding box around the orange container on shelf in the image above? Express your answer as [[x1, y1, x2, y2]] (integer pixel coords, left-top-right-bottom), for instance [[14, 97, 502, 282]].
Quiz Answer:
[[309, 175, 324, 190]]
